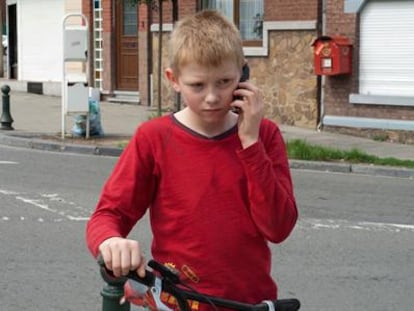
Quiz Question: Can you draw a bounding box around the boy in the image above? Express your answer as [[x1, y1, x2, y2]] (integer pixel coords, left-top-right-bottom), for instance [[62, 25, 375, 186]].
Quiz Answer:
[[86, 9, 297, 309]]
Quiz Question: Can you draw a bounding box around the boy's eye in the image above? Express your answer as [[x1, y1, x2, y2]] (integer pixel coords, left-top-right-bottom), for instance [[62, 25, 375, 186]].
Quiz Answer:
[[189, 83, 204, 89], [217, 79, 232, 87]]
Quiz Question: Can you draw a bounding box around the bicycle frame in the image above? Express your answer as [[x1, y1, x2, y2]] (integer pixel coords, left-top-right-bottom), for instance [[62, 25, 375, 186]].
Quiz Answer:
[[98, 258, 300, 311]]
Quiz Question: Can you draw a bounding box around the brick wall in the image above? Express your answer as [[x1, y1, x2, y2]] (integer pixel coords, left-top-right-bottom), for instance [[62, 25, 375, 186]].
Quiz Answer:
[[151, 0, 197, 24], [265, 0, 318, 21], [322, 0, 414, 142], [322, 0, 358, 119]]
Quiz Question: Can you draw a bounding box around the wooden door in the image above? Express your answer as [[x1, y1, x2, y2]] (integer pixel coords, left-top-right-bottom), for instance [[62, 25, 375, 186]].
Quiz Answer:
[[116, 0, 139, 90]]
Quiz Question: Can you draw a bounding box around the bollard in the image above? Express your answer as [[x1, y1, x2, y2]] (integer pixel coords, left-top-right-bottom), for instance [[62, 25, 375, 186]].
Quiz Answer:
[[1, 85, 14, 130], [100, 266, 130, 311]]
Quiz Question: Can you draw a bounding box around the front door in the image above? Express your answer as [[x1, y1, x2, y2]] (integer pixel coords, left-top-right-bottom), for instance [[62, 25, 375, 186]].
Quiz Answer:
[[116, 0, 139, 90]]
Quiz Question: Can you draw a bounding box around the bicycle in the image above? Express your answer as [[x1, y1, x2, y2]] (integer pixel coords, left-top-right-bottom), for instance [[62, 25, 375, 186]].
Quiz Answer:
[[98, 257, 300, 311]]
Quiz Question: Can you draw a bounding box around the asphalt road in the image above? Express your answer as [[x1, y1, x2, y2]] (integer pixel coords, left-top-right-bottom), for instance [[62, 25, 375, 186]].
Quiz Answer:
[[0, 145, 413, 311]]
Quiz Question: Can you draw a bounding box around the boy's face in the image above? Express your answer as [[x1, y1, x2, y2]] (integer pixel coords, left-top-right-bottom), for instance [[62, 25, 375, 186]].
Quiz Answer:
[[166, 60, 241, 123]]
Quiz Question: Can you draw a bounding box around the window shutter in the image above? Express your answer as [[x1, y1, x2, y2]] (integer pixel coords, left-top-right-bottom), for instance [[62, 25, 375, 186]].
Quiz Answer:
[[359, 1, 414, 97]]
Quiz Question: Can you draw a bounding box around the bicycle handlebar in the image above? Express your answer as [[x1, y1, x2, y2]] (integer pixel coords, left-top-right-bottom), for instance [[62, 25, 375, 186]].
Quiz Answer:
[[98, 257, 300, 311]]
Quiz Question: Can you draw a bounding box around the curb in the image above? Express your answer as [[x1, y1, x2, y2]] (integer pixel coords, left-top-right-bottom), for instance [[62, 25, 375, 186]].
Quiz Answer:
[[289, 160, 414, 179], [0, 132, 123, 157], [1, 132, 413, 179]]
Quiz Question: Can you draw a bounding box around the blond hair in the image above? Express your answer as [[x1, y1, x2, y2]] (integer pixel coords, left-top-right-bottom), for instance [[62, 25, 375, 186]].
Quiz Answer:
[[168, 10, 244, 75]]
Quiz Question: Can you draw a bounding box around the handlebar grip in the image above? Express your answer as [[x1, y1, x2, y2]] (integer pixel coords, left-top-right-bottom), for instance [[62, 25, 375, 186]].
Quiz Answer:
[[97, 255, 155, 287], [273, 299, 301, 311]]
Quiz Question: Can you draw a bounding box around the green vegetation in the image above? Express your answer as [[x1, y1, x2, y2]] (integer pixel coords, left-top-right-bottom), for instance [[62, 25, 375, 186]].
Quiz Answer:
[[117, 140, 130, 149], [372, 133, 389, 142], [116, 137, 413, 168], [286, 139, 414, 169]]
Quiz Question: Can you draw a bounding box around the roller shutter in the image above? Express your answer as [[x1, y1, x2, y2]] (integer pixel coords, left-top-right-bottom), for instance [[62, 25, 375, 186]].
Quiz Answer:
[[359, 0, 414, 97]]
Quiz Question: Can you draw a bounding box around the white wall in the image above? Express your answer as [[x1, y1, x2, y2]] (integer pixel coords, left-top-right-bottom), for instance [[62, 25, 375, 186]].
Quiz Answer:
[[18, 0, 65, 82], [12, 0, 83, 83]]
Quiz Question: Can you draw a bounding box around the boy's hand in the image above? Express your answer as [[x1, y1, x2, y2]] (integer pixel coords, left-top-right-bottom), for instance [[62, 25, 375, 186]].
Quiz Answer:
[[98, 237, 146, 278], [232, 82, 264, 148]]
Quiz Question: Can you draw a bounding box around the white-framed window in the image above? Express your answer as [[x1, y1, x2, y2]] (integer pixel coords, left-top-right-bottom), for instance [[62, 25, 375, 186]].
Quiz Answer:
[[200, 0, 264, 45], [359, 0, 414, 98]]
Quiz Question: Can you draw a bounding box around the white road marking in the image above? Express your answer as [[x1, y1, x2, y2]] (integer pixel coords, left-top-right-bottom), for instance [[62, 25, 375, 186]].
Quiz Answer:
[[0, 161, 18, 164], [0, 189, 19, 195], [1, 188, 91, 222], [16, 196, 57, 213], [1, 188, 413, 231], [67, 215, 90, 221], [299, 218, 414, 233]]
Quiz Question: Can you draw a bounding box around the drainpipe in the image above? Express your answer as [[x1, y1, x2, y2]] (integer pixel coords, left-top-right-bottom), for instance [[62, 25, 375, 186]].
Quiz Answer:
[[157, 0, 162, 117], [317, 0, 327, 131], [147, 1, 153, 107], [172, 0, 180, 111]]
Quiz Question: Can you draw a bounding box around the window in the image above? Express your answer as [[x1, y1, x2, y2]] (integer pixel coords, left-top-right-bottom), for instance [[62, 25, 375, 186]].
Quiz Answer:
[[201, 0, 264, 45], [123, 0, 138, 36], [359, 0, 414, 98]]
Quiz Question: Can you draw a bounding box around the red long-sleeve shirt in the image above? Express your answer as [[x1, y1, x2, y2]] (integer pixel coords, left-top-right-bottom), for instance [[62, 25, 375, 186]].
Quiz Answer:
[[86, 114, 297, 307]]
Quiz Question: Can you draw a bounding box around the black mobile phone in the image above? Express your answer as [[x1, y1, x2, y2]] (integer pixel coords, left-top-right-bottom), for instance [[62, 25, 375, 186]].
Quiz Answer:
[[232, 64, 250, 113], [240, 63, 250, 83]]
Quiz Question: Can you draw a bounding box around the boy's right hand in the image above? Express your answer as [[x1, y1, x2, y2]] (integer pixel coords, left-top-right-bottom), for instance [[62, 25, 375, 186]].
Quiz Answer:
[[98, 237, 146, 278]]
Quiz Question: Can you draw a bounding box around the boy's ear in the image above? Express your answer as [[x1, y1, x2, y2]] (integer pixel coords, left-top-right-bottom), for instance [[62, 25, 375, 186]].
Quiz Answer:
[[165, 68, 180, 92]]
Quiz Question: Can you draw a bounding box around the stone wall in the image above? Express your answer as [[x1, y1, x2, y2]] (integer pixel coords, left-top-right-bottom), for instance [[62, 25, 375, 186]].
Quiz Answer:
[[253, 30, 317, 128]]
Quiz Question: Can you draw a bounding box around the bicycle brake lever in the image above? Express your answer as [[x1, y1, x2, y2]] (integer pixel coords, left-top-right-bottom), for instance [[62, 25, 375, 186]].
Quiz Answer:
[[148, 260, 181, 284], [124, 277, 173, 311]]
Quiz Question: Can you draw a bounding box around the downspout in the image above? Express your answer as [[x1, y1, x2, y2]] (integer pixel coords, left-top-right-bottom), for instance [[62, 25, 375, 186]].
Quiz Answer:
[[317, 0, 327, 131], [172, 0, 180, 111], [147, 2, 153, 106], [157, 0, 162, 116]]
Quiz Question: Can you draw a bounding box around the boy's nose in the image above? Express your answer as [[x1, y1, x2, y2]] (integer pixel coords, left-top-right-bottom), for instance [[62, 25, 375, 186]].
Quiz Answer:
[[204, 88, 220, 104]]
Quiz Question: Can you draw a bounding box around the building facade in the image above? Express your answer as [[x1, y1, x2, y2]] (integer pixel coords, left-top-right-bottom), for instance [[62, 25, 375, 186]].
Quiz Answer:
[[2, 0, 413, 141], [323, 0, 414, 142], [2, 0, 84, 94], [82, 0, 319, 128]]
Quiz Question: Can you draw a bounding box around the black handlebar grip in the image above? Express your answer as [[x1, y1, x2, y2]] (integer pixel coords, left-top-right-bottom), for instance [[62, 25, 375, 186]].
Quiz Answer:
[[97, 255, 155, 287], [273, 299, 301, 311]]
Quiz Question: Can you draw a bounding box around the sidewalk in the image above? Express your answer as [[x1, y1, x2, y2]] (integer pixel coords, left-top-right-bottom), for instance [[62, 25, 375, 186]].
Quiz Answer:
[[1, 90, 413, 178]]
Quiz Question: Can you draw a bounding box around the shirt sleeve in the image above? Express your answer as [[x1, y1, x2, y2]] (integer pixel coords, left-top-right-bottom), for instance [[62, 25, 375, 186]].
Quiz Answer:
[[236, 121, 298, 243], [86, 128, 157, 257]]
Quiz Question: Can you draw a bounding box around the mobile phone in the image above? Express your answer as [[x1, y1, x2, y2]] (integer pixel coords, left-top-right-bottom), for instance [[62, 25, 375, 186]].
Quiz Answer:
[[240, 63, 250, 83], [232, 64, 250, 113]]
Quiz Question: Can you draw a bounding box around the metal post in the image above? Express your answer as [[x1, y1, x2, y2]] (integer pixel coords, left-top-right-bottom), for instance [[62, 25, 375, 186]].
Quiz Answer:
[[1, 85, 14, 130], [100, 268, 130, 311], [172, 0, 181, 112]]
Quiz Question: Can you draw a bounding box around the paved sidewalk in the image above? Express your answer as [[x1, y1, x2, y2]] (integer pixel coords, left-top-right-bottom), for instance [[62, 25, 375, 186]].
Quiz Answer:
[[1, 90, 413, 178]]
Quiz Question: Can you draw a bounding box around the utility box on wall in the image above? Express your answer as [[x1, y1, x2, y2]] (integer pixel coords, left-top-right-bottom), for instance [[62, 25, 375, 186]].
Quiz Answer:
[[312, 36, 352, 76]]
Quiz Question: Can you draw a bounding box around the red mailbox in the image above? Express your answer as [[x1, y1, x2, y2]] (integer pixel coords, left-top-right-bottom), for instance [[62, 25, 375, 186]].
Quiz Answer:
[[312, 36, 352, 75]]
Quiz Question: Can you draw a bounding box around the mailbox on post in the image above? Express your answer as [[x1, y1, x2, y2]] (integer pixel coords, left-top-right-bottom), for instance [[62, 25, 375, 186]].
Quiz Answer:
[[61, 14, 90, 139], [312, 36, 352, 76]]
